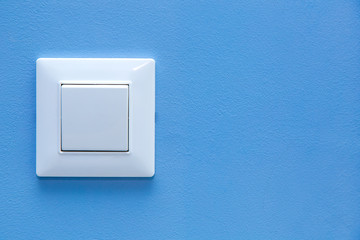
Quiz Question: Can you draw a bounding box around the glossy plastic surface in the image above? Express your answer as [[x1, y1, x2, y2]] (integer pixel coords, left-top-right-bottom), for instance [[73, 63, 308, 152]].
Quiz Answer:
[[36, 58, 155, 177]]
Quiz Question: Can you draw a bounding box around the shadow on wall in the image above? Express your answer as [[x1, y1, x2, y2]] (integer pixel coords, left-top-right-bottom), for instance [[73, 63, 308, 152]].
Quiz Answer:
[[36, 177, 155, 196]]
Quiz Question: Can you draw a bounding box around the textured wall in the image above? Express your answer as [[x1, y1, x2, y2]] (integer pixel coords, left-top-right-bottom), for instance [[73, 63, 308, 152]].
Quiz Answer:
[[0, 1, 360, 239]]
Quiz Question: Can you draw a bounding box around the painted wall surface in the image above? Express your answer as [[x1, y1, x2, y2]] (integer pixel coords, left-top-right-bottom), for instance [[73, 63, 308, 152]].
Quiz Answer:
[[0, 1, 360, 239]]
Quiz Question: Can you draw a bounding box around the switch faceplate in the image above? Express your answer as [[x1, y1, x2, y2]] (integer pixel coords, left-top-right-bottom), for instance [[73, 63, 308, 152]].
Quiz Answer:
[[36, 58, 155, 177], [61, 84, 129, 152]]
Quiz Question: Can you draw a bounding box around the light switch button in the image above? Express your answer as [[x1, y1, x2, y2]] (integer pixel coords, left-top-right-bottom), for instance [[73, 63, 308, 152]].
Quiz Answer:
[[61, 84, 129, 151]]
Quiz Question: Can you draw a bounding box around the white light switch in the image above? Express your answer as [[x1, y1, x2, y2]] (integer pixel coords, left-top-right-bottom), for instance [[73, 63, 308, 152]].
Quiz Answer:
[[61, 84, 129, 151], [36, 58, 155, 177]]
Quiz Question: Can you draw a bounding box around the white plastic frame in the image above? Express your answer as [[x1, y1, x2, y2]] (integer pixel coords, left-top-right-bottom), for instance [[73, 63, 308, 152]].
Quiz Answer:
[[36, 58, 155, 177]]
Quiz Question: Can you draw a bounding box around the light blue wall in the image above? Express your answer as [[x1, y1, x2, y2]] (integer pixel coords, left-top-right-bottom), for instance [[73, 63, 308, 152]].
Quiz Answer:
[[1, 1, 360, 239]]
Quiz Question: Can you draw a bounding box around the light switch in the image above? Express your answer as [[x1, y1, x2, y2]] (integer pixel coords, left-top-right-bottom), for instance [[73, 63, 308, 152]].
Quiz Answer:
[[61, 84, 129, 151], [36, 58, 154, 177]]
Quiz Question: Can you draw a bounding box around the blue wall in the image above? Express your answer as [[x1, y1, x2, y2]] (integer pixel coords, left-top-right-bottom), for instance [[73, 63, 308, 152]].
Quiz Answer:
[[1, 1, 360, 239]]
